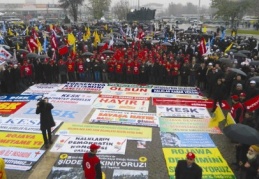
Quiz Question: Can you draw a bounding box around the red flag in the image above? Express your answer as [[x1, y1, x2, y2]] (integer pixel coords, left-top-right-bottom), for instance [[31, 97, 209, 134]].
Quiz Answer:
[[100, 42, 108, 52], [244, 95, 259, 112], [199, 37, 206, 55], [58, 45, 69, 55]]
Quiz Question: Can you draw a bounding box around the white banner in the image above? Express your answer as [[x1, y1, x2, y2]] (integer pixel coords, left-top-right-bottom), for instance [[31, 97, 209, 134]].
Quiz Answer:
[[50, 135, 127, 154], [90, 109, 158, 127], [10, 101, 91, 123], [29, 83, 65, 92], [0, 147, 45, 162], [101, 86, 151, 96], [44, 92, 98, 105], [0, 117, 62, 133], [0, 147, 45, 171], [151, 85, 199, 95], [21, 83, 65, 95], [61, 82, 107, 92], [92, 95, 150, 112], [156, 105, 211, 118]]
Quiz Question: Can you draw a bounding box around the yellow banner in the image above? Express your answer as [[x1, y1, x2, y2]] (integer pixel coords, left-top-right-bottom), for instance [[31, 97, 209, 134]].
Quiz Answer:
[[163, 148, 235, 179], [56, 122, 152, 141], [0, 132, 44, 149]]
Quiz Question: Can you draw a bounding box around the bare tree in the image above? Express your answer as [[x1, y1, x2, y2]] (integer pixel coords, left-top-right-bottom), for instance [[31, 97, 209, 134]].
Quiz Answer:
[[87, 0, 112, 20], [111, 0, 130, 20], [59, 0, 84, 22]]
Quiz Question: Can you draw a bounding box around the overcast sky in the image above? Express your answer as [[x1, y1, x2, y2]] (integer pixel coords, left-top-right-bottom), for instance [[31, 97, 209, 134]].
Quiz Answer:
[[112, 0, 212, 8], [5, 0, 211, 8]]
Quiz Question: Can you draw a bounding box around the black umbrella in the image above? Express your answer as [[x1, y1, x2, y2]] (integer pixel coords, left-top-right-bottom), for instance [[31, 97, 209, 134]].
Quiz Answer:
[[234, 53, 247, 58], [27, 53, 39, 58], [229, 68, 247, 76], [179, 41, 189, 45], [250, 61, 259, 66], [238, 50, 251, 54], [249, 76, 259, 83], [38, 55, 49, 59], [223, 124, 259, 145], [114, 41, 125, 46], [226, 49, 237, 53], [17, 49, 29, 53], [161, 42, 172, 46], [81, 52, 94, 57], [97, 43, 106, 47], [0, 45, 10, 50], [13, 40, 23, 45], [102, 50, 114, 54], [218, 58, 232, 63]]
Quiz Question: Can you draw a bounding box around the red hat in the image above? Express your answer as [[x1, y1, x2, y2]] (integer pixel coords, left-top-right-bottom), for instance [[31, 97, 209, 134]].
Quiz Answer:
[[231, 95, 239, 100], [186, 152, 195, 160], [90, 143, 100, 150], [240, 93, 246, 97]]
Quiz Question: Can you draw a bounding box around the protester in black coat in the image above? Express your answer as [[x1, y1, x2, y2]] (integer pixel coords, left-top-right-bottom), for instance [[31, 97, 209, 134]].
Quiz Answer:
[[36, 97, 55, 149], [175, 152, 202, 179], [211, 78, 227, 112]]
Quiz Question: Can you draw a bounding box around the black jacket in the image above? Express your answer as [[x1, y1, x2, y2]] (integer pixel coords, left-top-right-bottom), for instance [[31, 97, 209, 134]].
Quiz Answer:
[[36, 101, 55, 130], [212, 83, 227, 100], [175, 160, 202, 179]]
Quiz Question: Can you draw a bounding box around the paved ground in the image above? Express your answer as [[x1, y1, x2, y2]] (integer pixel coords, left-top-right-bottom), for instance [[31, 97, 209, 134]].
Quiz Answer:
[[4, 94, 238, 179]]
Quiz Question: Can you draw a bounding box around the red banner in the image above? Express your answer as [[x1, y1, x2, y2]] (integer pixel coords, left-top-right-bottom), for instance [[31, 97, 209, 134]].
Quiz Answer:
[[152, 98, 230, 110], [0, 102, 27, 114], [244, 95, 259, 112]]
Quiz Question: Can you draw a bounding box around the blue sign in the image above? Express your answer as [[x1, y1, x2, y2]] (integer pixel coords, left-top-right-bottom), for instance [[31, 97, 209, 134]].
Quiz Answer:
[[160, 132, 215, 148], [0, 95, 42, 101]]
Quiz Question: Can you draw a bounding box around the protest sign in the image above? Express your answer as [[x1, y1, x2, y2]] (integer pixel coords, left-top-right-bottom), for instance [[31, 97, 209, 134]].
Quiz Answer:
[[90, 109, 158, 127], [93, 95, 150, 112], [0, 147, 45, 171], [108, 83, 153, 88], [101, 86, 151, 96], [0, 95, 42, 102], [0, 102, 27, 115], [56, 122, 152, 141], [159, 117, 221, 134], [160, 132, 215, 148], [61, 82, 106, 92], [10, 101, 91, 123], [0, 117, 62, 133], [21, 84, 65, 95], [152, 98, 230, 110], [47, 153, 148, 179], [151, 86, 199, 95], [50, 135, 127, 154], [156, 106, 211, 118], [44, 92, 98, 105], [0, 132, 44, 149], [163, 148, 235, 179]]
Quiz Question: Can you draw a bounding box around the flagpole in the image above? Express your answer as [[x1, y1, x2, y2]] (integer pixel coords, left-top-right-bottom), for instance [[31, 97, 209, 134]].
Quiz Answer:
[[198, 0, 201, 21]]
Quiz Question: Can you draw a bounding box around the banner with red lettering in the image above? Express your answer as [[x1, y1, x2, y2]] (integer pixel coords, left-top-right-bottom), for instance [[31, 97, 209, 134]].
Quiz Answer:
[[244, 95, 259, 112], [92, 95, 150, 112], [156, 106, 211, 118], [90, 109, 158, 127], [0, 147, 45, 171], [101, 86, 151, 96], [0, 102, 27, 114], [152, 98, 230, 110], [0, 132, 44, 149]]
